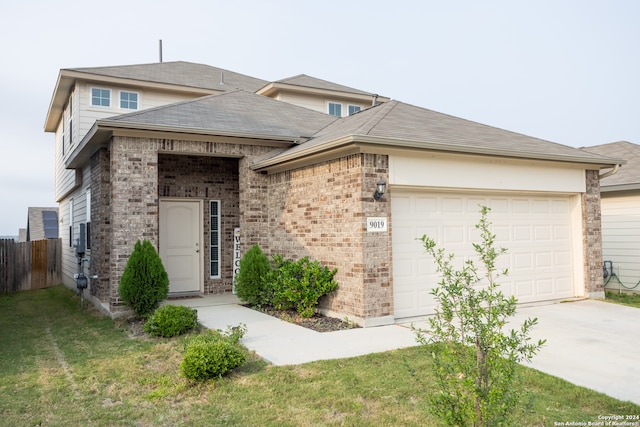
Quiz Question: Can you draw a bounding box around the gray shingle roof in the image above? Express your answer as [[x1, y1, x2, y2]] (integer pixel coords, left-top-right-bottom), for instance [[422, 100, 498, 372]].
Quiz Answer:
[[581, 141, 640, 187], [272, 74, 376, 96], [266, 100, 614, 164], [68, 61, 268, 92], [103, 90, 337, 140]]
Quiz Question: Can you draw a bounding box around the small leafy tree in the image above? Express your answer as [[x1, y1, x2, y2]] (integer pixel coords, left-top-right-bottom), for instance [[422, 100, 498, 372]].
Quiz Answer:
[[234, 245, 272, 307], [119, 239, 169, 318], [414, 206, 546, 426]]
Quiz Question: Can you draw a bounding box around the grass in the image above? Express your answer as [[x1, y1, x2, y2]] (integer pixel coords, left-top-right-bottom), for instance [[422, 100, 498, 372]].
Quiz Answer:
[[605, 290, 640, 308], [1, 285, 638, 426]]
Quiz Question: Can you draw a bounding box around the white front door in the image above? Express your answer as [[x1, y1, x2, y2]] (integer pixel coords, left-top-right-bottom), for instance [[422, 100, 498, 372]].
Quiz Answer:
[[159, 200, 202, 293]]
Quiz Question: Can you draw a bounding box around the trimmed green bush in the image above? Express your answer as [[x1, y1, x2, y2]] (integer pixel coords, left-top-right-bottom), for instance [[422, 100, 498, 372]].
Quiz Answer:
[[270, 255, 338, 317], [119, 239, 169, 318], [235, 245, 272, 307], [180, 326, 247, 381], [143, 305, 198, 338]]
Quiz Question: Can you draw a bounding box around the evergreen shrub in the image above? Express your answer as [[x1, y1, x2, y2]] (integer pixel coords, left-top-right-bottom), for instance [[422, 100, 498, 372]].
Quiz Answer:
[[118, 239, 169, 318], [234, 245, 272, 307]]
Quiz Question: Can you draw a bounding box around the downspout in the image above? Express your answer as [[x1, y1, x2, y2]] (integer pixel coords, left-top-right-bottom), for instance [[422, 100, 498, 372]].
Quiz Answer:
[[599, 164, 620, 179]]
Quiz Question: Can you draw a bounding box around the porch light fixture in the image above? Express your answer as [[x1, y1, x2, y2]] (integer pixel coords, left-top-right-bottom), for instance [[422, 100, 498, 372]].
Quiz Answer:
[[373, 179, 387, 201]]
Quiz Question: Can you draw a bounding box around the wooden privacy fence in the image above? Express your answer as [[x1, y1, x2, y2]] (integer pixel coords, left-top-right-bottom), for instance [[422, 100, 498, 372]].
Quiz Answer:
[[0, 239, 62, 293]]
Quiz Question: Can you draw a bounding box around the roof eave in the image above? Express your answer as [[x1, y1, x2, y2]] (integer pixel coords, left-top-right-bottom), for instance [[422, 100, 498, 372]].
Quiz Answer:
[[255, 81, 390, 104], [96, 119, 302, 143], [66, 119, 299, 169], [252, 134, 625, 172]]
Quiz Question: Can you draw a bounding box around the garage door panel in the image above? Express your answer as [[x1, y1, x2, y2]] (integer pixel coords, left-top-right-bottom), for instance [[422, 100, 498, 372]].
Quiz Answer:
[[416, 196, 438, 212], [392, 190, 577, 319]]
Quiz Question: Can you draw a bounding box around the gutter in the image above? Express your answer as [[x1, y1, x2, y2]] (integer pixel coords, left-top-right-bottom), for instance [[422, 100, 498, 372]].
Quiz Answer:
[[599, 163, 620, 179]]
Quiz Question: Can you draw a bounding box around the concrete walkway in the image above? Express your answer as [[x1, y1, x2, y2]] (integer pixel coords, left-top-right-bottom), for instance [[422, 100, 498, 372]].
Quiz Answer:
[[172, 295, 640, 406], [172, 294, 418, 366]]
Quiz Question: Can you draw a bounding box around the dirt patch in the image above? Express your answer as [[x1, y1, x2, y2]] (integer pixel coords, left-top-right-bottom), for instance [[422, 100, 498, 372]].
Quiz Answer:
[[124, 317, 146, 338]]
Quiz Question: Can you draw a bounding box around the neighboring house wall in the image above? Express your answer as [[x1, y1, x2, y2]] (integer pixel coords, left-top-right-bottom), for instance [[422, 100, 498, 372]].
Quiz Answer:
[[601, 191, 640, 291]]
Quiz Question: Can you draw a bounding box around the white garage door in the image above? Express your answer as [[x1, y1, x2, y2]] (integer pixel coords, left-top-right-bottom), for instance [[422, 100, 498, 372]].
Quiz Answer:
[[392, 190, 577, 319]]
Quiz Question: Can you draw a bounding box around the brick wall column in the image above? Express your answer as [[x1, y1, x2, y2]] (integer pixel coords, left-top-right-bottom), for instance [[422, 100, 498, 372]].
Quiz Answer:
[[583, 169, 604, 298], [109, 137, 159, 311], [360, 154, 393, 325], [238, 156, 269, 252], [89, 147, 111, 302]]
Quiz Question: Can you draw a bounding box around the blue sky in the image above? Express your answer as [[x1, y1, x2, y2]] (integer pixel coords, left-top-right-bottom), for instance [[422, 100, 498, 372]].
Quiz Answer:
[[0, 0, 638, 235]]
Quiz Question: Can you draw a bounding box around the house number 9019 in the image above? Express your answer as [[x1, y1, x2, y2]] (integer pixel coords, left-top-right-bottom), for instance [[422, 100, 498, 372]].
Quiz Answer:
[[367, 217, 388, 232]]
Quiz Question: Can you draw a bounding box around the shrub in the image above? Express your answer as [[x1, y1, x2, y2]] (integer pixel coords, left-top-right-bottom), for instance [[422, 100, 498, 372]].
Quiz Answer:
[[119, 239, 170, 318], [414, 206, 545, 426], [143, 305, 198, 338], [270, 255, 338, 318], [180, 325, 247, 381], [235, 245, 272, 307]]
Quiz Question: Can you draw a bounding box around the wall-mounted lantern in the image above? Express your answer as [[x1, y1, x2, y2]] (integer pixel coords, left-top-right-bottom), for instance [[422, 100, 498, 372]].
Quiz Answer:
[[373, 179, 387, 201]]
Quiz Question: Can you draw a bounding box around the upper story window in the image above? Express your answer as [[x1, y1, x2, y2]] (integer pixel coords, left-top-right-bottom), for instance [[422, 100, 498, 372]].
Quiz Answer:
[[328, 102, 342, 117], [91, 87, 111, 107], [120, 91, 139, 110], [348, 105, 361, 115]]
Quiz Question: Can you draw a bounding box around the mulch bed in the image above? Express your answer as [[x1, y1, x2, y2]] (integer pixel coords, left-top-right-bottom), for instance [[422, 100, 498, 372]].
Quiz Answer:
[[121, 306, 360, 338], [253, 307, 360, 333]]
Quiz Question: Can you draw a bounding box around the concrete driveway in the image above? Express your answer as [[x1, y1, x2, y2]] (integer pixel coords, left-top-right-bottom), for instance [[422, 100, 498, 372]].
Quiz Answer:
[[176, 296, 640, 406], [506, 299, 640, 406]]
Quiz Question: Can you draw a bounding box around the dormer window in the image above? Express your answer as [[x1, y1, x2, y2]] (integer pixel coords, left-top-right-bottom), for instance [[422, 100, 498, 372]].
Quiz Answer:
[[348, 105, 361, 115], [91, 87, 111, 107]]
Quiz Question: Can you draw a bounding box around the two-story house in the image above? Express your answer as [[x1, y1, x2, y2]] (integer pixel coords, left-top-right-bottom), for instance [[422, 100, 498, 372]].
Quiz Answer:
[[45, 61, 620, 326]]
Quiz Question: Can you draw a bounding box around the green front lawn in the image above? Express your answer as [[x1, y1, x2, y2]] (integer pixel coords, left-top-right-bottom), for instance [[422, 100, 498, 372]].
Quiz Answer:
[[605, 290, 640, 308], [1, 286, 638, 426]]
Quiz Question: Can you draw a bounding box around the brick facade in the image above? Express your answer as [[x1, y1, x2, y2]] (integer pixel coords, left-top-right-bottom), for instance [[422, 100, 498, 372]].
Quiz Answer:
[[92, 136, 278, 313], [158, 154, 239, 294], [583, 169, 605, 298], [89, 147, 111, 304], [266, 153, 392, 324], [90, 133, 605, 321]]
